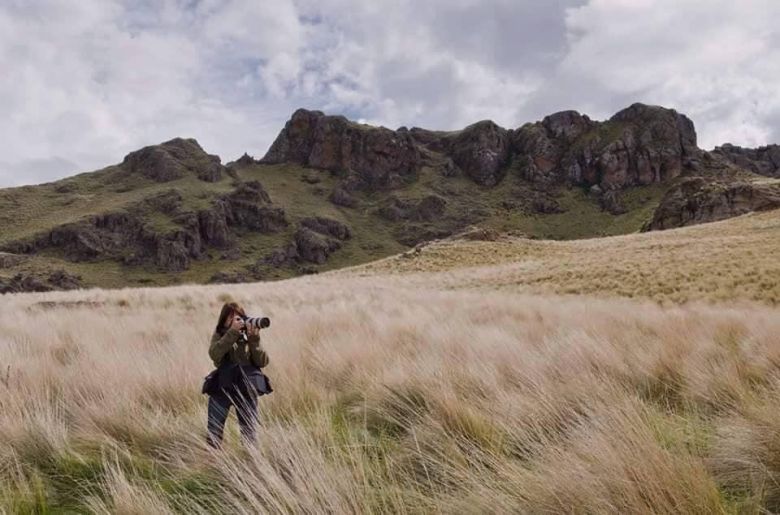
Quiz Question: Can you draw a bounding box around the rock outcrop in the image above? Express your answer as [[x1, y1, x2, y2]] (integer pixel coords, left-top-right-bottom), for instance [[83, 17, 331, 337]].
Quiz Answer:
[[644, 178, 780, 230], [1, 181, 287, 272], [121, 138, 225, 182], [264, 104, 699, 194], [215, 181, 287, 233], [0, 270, 83, 294], [300, 216, 352, 240], [409, 122, 512, 185], [447, 121, 512, 186], [329, 187, 358, 208], [377, 195, 447, 222], [261, 108, 422, 190], [514, 103, 698, 191], [712, 144, 780, 178], [264, 216, 351, 267], [228, 152, 257, 168]]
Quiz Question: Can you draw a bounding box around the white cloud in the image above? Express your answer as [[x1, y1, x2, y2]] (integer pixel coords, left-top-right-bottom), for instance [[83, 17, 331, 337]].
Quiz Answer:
[[559, 0, 780, 148], [0, 0, 302, 186], [0, 0, 779, 186]]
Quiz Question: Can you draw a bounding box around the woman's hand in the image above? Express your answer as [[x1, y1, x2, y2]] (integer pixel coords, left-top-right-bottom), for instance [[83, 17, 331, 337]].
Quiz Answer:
[[247, 324, 260, 338], [229, 315, 244, 332]]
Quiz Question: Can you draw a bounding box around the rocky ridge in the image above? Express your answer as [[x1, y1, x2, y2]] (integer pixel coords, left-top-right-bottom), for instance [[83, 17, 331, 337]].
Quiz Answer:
[[3, 103, 780, 293], [712, 143, 780, 178], [263, 103, 700, 196], [261, 108, 421, 190], [1, 182, 288, 273]]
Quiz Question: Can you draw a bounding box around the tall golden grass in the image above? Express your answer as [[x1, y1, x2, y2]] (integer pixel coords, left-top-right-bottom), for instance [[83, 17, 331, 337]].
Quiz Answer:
[[1, 265, 779, 513], [0, 276, 780, 513]]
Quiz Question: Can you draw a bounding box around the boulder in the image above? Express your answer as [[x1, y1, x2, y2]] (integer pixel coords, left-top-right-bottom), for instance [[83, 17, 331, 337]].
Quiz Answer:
[[294, 227, 342, 264], [264, 244, 300, 268], [531, 196, 564, 214], [412, 195, 447, 221], [395, 225, 453, 247], [300, 216, 352, 240], [377, 197, 414, 222], [48, 270, 82, 290], [329, 187, 358, 208], [376, 195, 447, 222]]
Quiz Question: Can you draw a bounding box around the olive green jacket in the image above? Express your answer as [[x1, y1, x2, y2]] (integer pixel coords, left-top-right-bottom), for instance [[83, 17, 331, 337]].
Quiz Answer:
[[209, 328, 269, 368]]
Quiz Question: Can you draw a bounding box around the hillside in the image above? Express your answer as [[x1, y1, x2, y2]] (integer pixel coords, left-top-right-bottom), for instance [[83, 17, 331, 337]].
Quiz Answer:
[[353, 207, 780, 305], [2, 103, 780, 292], [2, 210, 780, 512]]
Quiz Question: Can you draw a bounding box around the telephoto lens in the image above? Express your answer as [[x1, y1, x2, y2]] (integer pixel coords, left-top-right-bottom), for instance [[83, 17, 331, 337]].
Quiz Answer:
[[242, 316, 270, 329]]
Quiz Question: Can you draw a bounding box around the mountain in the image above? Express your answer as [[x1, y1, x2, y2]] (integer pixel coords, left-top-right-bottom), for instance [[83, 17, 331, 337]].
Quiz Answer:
[[2, 103, 779, 293]]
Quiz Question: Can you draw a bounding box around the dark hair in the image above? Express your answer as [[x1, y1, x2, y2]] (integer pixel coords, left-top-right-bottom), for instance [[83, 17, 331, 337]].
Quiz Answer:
[[215, 302, 246, 336]]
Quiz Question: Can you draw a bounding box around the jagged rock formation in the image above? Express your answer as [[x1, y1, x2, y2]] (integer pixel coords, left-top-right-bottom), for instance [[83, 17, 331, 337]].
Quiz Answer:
[[712, 143, 780, 178], [514, 104, 697, 191], [121, 138, 226, 182], [261, 108, 422, 190], [1, 182, 287, 273], [264, 216, 352, 267], [413, 121, 512, 186], [644, 177, 780, 230], [264, 103, 698, 195], [217, 181, 287, 232]]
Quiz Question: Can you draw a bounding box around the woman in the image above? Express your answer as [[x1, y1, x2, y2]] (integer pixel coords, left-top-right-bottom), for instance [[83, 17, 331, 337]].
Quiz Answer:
[[206, 301, 270, 448]]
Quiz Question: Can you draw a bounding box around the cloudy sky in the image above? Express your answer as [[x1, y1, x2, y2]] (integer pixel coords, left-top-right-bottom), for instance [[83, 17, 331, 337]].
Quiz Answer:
[[1, 0, 779, 187]]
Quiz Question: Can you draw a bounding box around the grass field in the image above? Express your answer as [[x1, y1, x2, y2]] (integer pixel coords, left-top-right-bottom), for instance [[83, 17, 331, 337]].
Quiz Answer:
[[355, 208, 780, 305], [2, 209, 780, 513]]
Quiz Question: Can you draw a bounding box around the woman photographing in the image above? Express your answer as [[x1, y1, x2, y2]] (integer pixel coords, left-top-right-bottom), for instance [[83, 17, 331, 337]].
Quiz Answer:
[[205, 301, 271, 448]]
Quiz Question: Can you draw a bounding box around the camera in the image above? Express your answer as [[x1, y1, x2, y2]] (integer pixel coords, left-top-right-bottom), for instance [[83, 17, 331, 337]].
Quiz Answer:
[[241, 315, 270, 329]]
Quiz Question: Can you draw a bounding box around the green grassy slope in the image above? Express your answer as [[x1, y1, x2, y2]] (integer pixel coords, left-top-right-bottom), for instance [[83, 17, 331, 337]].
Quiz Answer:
[[0, 157, 669, 290]]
